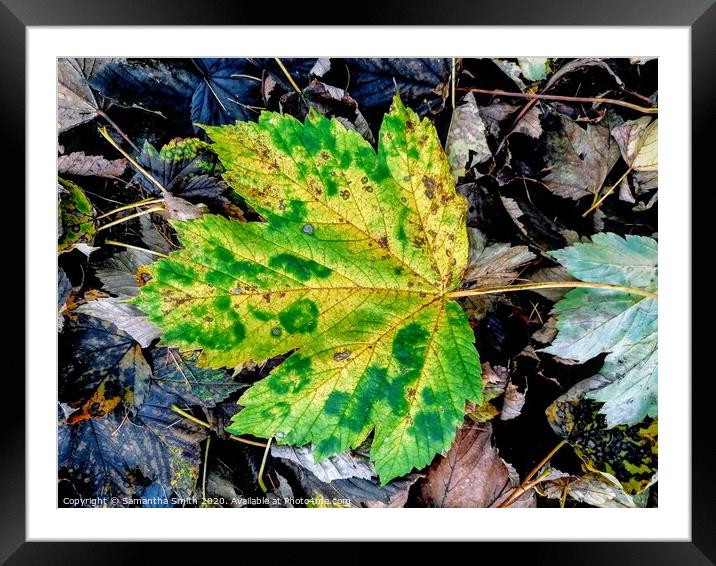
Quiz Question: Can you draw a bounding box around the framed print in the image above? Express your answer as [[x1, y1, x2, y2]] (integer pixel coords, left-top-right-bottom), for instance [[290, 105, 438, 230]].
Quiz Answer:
[[5, 0, 712, 562]]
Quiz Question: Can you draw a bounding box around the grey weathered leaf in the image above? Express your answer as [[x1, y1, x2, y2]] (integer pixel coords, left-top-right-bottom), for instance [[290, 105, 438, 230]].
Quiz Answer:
[[463, 228, 535, 285], [540, 469, 648, 508], [58, 151, 127, 178], [96, 249, 156, 298], [58, 268, 73, 332], [543, 116, 621, 200], [76, 297, 162, 348], [611, 118, 658, 172], [271, 445, 375, 483], [500, 382, 527, 421], [57, 58, 106, 132], [446, 92, 491, 181]]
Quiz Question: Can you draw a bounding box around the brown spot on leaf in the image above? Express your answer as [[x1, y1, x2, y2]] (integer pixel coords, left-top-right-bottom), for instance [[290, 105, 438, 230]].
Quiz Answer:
[[333, 350, 352, 362]]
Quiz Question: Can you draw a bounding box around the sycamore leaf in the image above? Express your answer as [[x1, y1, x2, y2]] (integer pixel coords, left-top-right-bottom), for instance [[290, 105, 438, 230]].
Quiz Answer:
[[546, 377, 657, 494], [445, 93, 491, 182], [134, 97, 482, 482], [57, 58, 106, 132], [542, 233, 658, 427], [58, 151, 127, 178], [76, 297, 162, 348], [540, 469, 649, 508], [271, 444, 375, 483]]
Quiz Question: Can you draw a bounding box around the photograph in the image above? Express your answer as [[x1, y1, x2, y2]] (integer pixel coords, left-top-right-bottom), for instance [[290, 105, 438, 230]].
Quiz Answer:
[[56, 56, 658, 509]]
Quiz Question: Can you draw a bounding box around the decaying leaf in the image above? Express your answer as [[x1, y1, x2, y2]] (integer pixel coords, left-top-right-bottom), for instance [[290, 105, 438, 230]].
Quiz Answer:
[[539, 468, 649, 508], [58, 268, 73, 332], [611, 117, 658, 172], [59, 382, 207, 505], [58, 151, 127, 178], [59, 315, 151, 423], [76, 297, 162, 348], [500, 382, 526, 421], [420, 423, 535, 507], [57, 58, 105, 132], [95, 249, 156, 298], [543, 116, 620, 200], [466, 362, 509, 423], [151, 348, 239, 407], [135, 97, 482, 482], [271, 445, 375, 483], [546, 377, 657, 494], [58, 178, 96, 254], [446, 92, 491, 181], [543, 233, 658, 427], [463, 228, 535, 285], [517, 57, 550, 82]]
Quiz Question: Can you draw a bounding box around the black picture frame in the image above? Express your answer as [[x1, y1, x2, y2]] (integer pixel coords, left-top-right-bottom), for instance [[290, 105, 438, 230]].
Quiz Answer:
[[4, 1, 710, 562]]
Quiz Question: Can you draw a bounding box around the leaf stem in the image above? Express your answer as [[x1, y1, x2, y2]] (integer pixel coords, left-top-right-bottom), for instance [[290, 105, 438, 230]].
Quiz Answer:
[[104, 240, 169, 258], [448, 281, 657, 300], [462, 88, 658, 114], [96, 205, 166, 232], [274, 58, 302, 96], [582, 166, 634, 217], [257, 437, 273, 493]]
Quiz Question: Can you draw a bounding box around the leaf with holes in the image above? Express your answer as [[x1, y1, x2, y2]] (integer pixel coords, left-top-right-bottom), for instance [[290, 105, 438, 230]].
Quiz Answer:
[[134, 96, 482, 483], [542, 233, 658, 427]]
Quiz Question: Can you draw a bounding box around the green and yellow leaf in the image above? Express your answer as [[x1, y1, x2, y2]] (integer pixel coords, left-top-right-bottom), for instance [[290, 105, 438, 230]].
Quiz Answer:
[[134, 97, 482, 482]]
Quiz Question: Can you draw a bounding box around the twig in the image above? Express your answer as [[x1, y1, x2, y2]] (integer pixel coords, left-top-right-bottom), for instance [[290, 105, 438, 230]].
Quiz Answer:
[[97, 198, 165, 219], [96, 205, 166, 232], [274, 58, 302, 96], [104, 240, 169, 258], [447, 281, 657, 300], [96, 109, 140, 153], [202, 436, 211, 502], [169, 405, 268, 448], [257, 437, 273, 493], [497, 439, 568, 508], [582, 166, 634, 217], [98, 126, 168, 195], [462, 88, 658, 114]]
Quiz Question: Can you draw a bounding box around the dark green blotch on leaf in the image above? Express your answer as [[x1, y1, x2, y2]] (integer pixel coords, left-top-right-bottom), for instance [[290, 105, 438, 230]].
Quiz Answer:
[[278, 298, 319, 334], [268, 253, 332, 282]]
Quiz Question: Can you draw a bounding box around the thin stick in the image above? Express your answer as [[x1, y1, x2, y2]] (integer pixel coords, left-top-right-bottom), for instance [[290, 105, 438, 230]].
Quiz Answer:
[[229, 435, 268, 448], [462, 88, 658, 114], [97, 198, 165, 219], [497, 439, 568, 508], [98, 126, 167, 195], [171, 404, 211, 429], [274, 58, 302, 96], [582, 166, 634, 217], [448, 281, 657, 300], [104, 240, 169, 258], [96, 205, 165, 232], [257, 437, 273, 494], [450, 58, 457, 110], [202, 436, 211, 502], [96, 109, 140, 153], [169, 405, 268, 447]]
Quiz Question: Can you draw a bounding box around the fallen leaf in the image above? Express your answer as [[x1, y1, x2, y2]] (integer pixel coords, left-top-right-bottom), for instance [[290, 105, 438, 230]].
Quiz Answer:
[[57, 58, 105, 132], [546, 377, 657, 495], [420, 423, 535, 507], [58, 268, 73, 332], [517, 57, 550, 82], [58, 178, 96, 254], [446, 92, 492, 181], [59, 315, 151, 422], [542, 233, 658, 426], [543, 116, 621, 200], [463, 227, 535, 285], [500, 382, 527, 421], [271, 445, 375, 483], [96, 249, 157, 298], [611, 118, 658, 172], [135, 96, 482, 483], [76, 297, 162, 348], [151, 347, 239, 407], [540, 468, 649, 508], [58, 152, 127, 178]]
